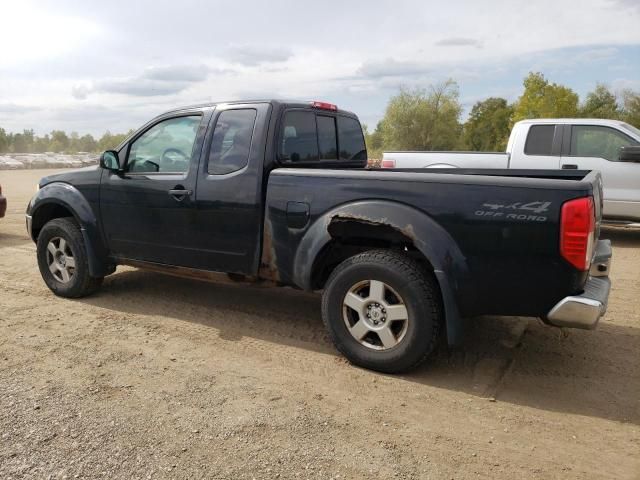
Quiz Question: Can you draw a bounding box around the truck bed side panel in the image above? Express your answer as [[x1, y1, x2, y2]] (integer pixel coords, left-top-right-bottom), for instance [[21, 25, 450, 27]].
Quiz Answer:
[[383, 151, 509, 169], [264, 169, 595, 318]]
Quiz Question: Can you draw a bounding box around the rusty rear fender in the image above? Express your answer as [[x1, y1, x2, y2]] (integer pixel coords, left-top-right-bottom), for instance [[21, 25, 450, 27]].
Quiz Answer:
[[292, 200, 470, 345]]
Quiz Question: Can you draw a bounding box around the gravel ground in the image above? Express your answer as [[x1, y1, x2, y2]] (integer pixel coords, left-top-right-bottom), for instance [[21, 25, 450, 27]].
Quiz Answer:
[[1, 169, 639, 479]]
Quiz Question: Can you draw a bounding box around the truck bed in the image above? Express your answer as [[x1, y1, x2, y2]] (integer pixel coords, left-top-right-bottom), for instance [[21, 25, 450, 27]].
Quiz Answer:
[[265, 167, 603, 318]]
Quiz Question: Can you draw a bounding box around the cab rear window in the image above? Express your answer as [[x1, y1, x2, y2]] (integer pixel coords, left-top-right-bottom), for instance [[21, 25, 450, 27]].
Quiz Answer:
[[338, 116, 366, 161], [280, 110, 366, 165], [281, 111, 319, 162]]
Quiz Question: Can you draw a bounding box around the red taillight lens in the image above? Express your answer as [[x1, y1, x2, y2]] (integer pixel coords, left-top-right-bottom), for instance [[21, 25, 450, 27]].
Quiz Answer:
[[310, 101, 338, 111], [560, 197, 595, 271], [381, 159, 396, 168]]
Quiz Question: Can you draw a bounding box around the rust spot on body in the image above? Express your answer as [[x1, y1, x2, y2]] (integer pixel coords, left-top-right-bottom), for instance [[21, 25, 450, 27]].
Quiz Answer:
[[330, 214, 418, 243]]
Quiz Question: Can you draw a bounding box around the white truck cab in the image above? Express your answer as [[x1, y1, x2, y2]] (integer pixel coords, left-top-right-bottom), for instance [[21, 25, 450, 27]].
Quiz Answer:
[[383, 118, 640, 222]]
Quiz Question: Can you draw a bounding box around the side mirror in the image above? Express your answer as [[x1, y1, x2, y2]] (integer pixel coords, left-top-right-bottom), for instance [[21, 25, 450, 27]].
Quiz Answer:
[[100, 150, 121, 171], [619, 146, 640, 163]]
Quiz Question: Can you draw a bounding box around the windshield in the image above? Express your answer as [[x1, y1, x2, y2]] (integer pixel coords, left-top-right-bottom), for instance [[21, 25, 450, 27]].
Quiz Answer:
[[620, 122, 640, 141]]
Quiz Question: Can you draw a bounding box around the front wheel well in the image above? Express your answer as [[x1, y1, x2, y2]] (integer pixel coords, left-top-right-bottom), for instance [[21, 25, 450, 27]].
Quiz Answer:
[[311, 218, 435, 290], [31, 203, 75, 241]]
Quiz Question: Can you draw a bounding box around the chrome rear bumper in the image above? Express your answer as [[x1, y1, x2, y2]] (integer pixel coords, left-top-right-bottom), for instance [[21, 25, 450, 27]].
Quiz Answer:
[[546, 240, 612, 330], [589, 239, 611, 277]]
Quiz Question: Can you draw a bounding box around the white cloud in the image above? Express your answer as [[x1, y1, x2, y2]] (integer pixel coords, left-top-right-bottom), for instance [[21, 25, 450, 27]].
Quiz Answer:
[[0, 103, 41, 114], [0, 0, 638, 134], [77, 65, 216, 98], [357, 59, 431, 79], [611, 78, 640, 92], [0, 1, 102, 66], [71, 84, 91, 100], [225, 44, 293, 66], [435, 37, 483, 48]]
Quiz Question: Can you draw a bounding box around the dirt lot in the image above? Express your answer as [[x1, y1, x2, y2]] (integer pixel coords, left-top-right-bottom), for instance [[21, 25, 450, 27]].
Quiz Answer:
[[0, 169, 638, 479]]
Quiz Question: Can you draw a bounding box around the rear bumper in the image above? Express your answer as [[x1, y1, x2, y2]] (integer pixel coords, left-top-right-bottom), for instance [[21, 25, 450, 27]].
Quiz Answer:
[[546, 240, 612, 329], [0, 195, 6, 218]]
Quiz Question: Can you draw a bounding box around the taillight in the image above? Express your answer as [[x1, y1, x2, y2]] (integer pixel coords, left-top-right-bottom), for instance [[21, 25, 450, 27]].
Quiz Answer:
[[560, 197, 595, 271], [381, 159, 396, 168]]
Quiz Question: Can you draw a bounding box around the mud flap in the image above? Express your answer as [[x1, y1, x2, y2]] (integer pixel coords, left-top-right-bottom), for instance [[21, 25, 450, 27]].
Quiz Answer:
[[81, 228, 113, 278], [434, 270, 464, 346]]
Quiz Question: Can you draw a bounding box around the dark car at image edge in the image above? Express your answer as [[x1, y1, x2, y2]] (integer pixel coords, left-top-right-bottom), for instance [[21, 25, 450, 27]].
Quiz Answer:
[[0, 184, 6, 218], [25, 99, 612, 373]]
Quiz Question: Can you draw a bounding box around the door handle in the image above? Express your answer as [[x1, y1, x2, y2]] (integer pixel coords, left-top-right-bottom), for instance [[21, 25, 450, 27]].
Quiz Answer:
[[168, 188, 192, 201], [562, 164, 578, 170]]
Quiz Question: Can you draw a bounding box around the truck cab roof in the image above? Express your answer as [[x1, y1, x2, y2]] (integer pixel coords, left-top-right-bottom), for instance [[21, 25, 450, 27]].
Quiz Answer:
[[163, 99, 358, 118], [513, 118, 632, 128]]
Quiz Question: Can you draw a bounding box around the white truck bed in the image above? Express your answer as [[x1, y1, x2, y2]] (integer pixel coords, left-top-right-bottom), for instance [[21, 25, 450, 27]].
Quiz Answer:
[[383, 151, 509, 169]]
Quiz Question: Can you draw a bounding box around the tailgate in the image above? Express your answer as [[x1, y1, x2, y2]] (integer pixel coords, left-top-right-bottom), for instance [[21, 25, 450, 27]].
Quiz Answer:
[[585, 170, 604, 239]]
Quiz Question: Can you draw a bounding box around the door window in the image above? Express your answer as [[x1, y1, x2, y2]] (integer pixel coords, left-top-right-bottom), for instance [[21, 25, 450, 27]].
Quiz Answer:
[[524, 125, 556, 156], [570, 125, 637, 161], [127, 115, 201, 173], [208, 109, 257, 174]]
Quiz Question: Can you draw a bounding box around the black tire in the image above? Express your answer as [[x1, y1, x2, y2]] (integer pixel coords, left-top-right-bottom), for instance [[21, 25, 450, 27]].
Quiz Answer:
[[321, 249, 442, 373], [36, 217, 104, 298]]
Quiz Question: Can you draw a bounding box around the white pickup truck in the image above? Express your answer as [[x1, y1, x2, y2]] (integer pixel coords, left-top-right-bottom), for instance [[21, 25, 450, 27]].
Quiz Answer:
[[383, 119, 640, 223]]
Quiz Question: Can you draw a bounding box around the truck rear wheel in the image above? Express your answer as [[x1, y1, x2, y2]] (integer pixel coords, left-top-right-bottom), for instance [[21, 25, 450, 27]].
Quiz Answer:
[[321, 249, 442, 373], [36, 218, 103, 298]]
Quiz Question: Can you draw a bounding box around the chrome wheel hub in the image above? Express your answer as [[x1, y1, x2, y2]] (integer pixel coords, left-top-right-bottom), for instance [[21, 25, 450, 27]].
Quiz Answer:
[[342, 280, 409, 351], [365, 303, 386, 326]]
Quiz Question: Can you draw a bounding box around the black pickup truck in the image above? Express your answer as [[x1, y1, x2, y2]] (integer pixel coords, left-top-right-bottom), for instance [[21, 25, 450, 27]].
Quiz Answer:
[[26, 99, 612, 373]]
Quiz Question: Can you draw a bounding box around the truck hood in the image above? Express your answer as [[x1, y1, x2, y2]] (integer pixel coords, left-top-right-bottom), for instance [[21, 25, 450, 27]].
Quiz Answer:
[[39, 164, 100, 189]]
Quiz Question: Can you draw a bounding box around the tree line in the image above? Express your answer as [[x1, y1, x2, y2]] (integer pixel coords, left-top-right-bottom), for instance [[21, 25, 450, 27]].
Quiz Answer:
[[1, 71, 639, 156], [365, 72, 640, 158], [0, 128, 132, 155]]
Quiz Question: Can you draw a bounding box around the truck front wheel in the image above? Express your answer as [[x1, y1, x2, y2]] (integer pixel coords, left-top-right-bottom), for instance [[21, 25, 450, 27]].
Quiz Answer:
[[321, 250, 442, 373], [36, 218, 103, 298]]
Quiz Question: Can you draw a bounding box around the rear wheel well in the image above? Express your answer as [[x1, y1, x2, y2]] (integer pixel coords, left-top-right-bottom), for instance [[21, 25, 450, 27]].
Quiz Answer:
[[311, 218, 435, 290], [31, 203, 75, 240]]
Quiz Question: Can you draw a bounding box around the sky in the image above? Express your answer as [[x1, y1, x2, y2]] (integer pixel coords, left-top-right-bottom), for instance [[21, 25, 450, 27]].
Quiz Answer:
[[0, 0, 639, 136]]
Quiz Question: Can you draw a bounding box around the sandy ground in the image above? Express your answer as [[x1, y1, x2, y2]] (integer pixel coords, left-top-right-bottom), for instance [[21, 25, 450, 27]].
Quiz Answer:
[[0, 169, 639, 480]]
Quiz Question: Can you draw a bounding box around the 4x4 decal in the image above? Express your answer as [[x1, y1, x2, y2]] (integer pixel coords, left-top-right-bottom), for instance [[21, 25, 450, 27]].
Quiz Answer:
[[475, 201, 551, 222]]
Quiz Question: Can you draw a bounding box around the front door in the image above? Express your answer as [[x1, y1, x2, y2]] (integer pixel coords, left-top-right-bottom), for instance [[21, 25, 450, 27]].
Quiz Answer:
[[191, 103, 271, 274], [99, 112, 209, 267], [560, 124, 640, 220]]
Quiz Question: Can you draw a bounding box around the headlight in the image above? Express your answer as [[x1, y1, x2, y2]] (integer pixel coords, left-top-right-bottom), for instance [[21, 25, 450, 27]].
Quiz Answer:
[[35, 183, 40, 192]]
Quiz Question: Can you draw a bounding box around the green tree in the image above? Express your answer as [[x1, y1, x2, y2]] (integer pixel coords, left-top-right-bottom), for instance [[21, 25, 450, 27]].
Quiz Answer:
[[462, 97, 513, 151], [34, 134, 50, 153], [579, 84, 621, 119], [78, 134, 98, 152], [11, 132, 27, 153], [49, 130, 70, 153], [363, 121, 385, 160], [512, 72, 579, 123], [97, 131, 130, 151], [68, 131, 81, 153], [0, 128, 9, 153], [22, 129, 35, 152], [621, 89, 640, 128], [379, 80, 463, 151]]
